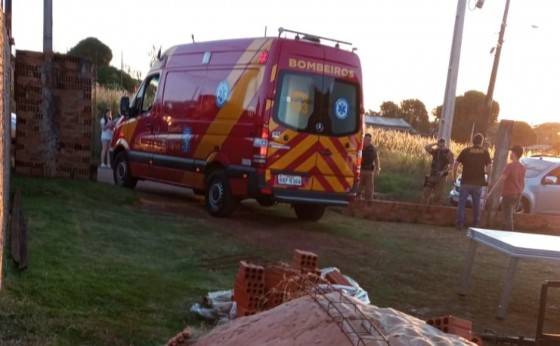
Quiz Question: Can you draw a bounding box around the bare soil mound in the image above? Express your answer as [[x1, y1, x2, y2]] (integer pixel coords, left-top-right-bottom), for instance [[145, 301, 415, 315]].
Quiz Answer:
[[191, 292, 476, 346]]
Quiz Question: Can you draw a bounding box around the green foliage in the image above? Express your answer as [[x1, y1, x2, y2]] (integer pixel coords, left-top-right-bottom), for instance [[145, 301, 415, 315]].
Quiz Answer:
[[98, 65, 138, 91], [432, 90, 500, 143], [68, 37, 113, 67], [512, 121, 537, 146], [534, 122, 560, 145], [399, 99, 430, 134], [379, 101, 400, 118], [1, 176, 258, 345], [68, 37, 139, 93]]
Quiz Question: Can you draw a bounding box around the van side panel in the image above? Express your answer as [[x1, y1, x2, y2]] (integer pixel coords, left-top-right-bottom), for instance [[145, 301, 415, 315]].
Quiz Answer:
[[140, 38, 273, 193], [192, 38, 272, 161]]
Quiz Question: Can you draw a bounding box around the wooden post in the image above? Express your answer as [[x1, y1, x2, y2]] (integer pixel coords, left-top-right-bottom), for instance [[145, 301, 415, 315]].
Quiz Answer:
[[485, 120, 514, 228]]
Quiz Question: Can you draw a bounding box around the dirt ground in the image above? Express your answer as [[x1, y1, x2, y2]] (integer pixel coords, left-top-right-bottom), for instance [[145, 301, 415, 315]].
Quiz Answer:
[[96, 167, 363, 257]]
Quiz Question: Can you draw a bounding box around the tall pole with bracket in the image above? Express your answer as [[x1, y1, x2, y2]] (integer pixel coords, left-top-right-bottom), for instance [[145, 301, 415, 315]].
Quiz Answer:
[[438, 0, 467, 143], [482, 0, 511, 137]]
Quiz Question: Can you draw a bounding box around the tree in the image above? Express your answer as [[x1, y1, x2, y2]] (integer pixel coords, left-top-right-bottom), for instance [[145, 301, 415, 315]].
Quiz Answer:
[[68, 37, 113, 67], [511, 121, 537, 147], [67, 37, 138, 92], [379, 101, 400, 118], [533, 122, 560, 145], [433, 90, 500, 143], [98, 65, 138, 91], [400, 99, 430, 134]]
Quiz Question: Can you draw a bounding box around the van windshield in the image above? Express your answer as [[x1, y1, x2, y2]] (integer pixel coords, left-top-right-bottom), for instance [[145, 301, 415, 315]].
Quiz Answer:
[[274, 71, 359, 136]]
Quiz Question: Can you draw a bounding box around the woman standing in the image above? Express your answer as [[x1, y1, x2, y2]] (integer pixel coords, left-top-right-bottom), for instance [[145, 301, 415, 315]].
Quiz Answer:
[[100, 108, 114, 168]]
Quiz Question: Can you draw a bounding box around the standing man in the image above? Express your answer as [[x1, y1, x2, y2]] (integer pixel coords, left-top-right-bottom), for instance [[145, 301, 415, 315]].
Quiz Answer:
[[357, 133, 381, 201], [452, 133, 492, 230], [486, 145, 526, 231], [421, 138, 455, 205]]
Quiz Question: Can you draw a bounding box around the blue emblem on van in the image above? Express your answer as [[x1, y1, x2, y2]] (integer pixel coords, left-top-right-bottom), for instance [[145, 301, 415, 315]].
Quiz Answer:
[[216, 81, 230, 107], [334, 98, 349, 120]]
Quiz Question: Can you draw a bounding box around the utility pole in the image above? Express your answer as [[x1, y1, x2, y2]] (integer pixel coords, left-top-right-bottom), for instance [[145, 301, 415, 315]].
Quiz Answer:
[[438, 0, 467, 143], [43, 0, 53, 53], [482, 0, 511, 137]]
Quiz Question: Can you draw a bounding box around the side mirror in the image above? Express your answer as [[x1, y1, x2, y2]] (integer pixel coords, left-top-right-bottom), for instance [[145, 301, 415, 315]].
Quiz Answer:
[[543, 176, 558, 185], [119, 96, 130, 116]]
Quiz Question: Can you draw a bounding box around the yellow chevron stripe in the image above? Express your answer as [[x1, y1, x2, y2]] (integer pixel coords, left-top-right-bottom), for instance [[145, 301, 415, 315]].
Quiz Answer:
[[270, 64, 277, 83], [272, 135, 317, 168], [318, 138, 354, 176]]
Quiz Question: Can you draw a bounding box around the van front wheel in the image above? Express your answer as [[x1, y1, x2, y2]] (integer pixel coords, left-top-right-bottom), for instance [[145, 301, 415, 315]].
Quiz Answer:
[[206, 170, 236, 217], [113, 152, 137, 189], [293, 204, 326, 222]]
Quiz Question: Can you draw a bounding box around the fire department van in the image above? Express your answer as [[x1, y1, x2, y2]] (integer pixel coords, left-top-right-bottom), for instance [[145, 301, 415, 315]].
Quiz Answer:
[[110, 28, 364, 221]]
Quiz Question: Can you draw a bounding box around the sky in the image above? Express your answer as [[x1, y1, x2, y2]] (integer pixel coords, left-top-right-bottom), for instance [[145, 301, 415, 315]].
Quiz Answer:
[[11, 0, 560, 126]]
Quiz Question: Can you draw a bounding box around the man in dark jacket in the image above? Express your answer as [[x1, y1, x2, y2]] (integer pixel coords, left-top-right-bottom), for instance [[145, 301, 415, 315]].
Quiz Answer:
[[421, 138, 454, 205], [452, 133, 493, 230]]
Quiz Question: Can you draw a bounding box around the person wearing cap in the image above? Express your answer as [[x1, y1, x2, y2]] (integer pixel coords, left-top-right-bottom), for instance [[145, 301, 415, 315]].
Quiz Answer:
[[421, 138, 454, 205], [452, 133, 493, 230], [487, 145, 526, 231]]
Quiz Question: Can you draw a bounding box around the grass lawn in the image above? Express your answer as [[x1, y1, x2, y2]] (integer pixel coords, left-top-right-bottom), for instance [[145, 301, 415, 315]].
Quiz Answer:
[[2, 175, 560, 345], [1, 176, 258, 345]]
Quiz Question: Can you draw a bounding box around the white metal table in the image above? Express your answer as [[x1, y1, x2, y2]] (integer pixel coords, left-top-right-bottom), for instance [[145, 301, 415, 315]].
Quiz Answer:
[[459, 228, 560, 319]]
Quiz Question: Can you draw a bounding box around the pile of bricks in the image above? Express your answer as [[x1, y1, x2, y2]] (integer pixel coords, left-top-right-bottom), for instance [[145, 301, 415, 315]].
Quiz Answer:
[[14, 50, 94, 179], [234, 249, 341, 318], [426, 315, 483, 345], [234, 261, 266, 317], [166, 327, 192, 346]]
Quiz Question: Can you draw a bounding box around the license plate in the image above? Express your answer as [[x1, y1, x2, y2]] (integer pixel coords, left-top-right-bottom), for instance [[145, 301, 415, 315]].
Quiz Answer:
[[277, 174, 302, 186]]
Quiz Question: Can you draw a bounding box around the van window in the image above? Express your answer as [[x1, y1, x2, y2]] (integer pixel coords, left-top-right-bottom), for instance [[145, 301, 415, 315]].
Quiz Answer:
[[276, 74, 315, 130], [162, 70, 205, 117], [274, 71, 359, 136], [131, 74, 160, 116], [142, 76, 160, 113]]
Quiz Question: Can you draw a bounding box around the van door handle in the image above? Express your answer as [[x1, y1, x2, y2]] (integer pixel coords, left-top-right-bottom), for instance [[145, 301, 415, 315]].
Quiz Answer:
[[321, 149, 333, 156]]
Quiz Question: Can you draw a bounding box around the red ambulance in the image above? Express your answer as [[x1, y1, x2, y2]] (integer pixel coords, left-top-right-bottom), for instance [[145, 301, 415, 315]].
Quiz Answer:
[[110, 28, 364, 221]]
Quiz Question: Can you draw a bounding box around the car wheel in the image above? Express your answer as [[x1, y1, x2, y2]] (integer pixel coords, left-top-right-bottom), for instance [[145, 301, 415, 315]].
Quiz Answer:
[[113, 152, 138, 189], [205, 170, 236, 217], [293, 204, 326, 222], [516, 198, 530, 214]]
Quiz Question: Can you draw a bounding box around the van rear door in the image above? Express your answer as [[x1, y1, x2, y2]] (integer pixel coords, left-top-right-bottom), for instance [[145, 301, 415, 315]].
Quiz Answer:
[[267, 41, 361, 201]]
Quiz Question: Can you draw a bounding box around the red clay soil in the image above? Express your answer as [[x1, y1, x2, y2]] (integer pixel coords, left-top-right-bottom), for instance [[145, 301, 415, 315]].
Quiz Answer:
[[190, 292, 477, 346]]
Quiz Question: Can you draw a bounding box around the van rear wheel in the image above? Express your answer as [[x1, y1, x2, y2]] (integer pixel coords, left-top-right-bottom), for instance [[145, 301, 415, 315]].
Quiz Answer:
[[293, 204, 326, 222], [206, 170, 236, 217], [113, 152, 137, 189]]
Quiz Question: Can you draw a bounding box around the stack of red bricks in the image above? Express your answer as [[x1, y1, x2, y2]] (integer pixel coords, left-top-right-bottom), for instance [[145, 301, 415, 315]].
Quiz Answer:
[[14, 50, 93, 179], [166, 327, 192, 346], [426, 315, 483, 345], [233, 261, 266, 317], [234, 249, 330, 317]]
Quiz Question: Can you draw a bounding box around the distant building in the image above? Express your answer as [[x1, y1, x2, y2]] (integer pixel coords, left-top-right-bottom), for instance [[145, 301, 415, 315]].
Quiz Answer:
[[364, 115, 418, 134]]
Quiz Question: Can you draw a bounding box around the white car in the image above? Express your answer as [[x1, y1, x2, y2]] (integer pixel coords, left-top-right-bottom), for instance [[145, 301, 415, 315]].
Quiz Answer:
[[450, 156, 560, 215]]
